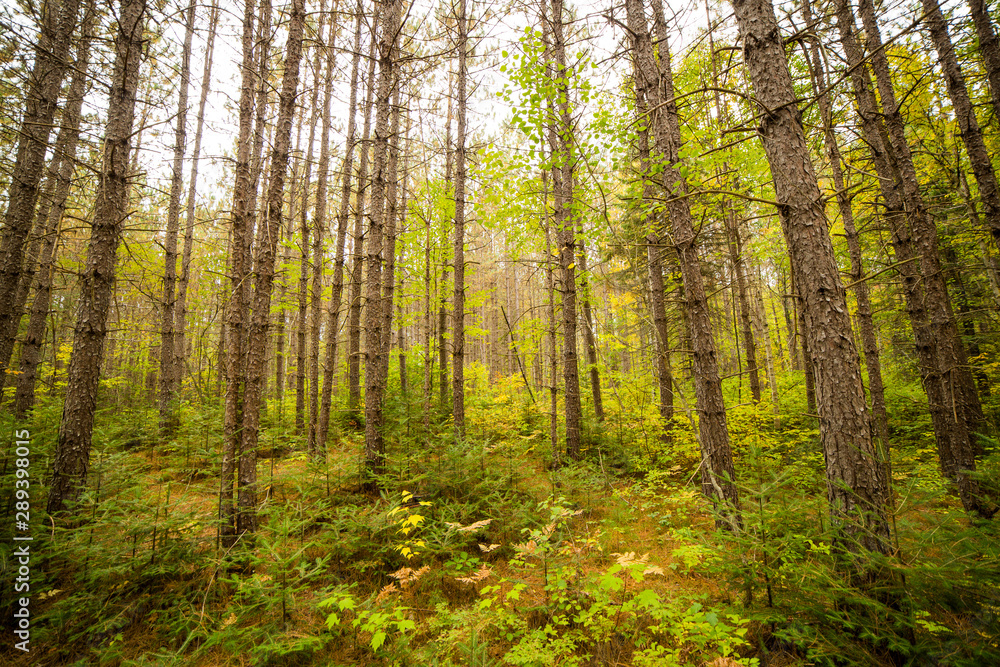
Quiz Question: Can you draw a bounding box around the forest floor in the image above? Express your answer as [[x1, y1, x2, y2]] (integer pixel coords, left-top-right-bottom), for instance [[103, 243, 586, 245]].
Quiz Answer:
[[1, 394, 999, 666]]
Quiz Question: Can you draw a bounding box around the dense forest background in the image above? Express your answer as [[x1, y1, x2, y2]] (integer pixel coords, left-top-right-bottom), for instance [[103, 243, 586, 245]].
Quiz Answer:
[[0, 0, 998, 663]]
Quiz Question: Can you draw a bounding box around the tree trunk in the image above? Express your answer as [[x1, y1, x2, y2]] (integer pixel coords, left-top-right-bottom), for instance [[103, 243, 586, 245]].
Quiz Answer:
[[802, 0, 890, 468], [309, 5, 335, 456], [968, 0, 1000, 122], [841, 0, 989, 516], [319, 0, 366, 451], [453, 0, 469, 438], [918, 0, 1000, 264], [238, 0, 307, 537], [0, 0, 82, 392], [363, 0, 403, 486], [548, 0, 582, 461], [348, 29, 379, 420], [732, 0, 890, 553], [14, 15, 93, 419], [628, 0, 739, 524], [158, 0, 195, 435], [47, 0, 145, 515], [175, 1, 219, 416], [221, 0, 260, 546]]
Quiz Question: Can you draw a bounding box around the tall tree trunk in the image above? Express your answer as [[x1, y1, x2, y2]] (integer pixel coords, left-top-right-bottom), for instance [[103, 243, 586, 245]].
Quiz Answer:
[[363, 0, 403, 487], [348, 28, 379, 420], [732, 0, 890, 554], [238, 0, 306, 537], [452, 0, 469, 437], [802, 0, 890, 468], [968, 0, 1000, 122], [309, 5, 335, 455], [221, 0, 260, 545], [47, 0, 145, 515], [175, 1, 219, 415], [578, 233, 604, 421], [14, 12, 94, 419], [297, 7, 326, 436], [439, 70, 453, 416], [841, 0, 989, 516], [918, 0, 1000, 258], [549, 0, 582, 461], [158, 0, 195, 434], [320, 0, 366, 451], [628, 0, 739, 524], [379, 87, 402, 390], [0, 0, 82, 392]]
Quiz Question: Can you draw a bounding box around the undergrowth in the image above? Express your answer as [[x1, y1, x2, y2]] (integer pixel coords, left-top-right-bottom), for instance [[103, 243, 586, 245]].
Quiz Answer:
[[0, 370, 997, 665]]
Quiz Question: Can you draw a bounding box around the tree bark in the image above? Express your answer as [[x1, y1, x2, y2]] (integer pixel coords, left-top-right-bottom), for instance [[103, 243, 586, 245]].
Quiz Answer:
[[238, 0, 307, 537], [158, 0, 195, 434], [452, 0, 469, 438], [968, 0, 1000, 122], [174, 1, 218, 418], [348, 28, 379, 420], [14, 12, 94, 419], [221, 0, 260, 545], [309, 5, 335, 456], [319, 0, 366, 451], [47, 0, 145, 515], [0, 0, 82, 392], [628, 0, 739, 523], [732, 0, 890, 553], [364, 0, 403, 486]]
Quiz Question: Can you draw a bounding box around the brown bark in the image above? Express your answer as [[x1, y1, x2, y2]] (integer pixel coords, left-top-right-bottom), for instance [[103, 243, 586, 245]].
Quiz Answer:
[[801, 0, 890, 468], [846, 0, 989, 516], [548, 0, 582, 461], [453, 0, 469, 437], [221, 0, 260, 545], [238, 0, 307, 536], [309, 5, 335, 455], [319, 0, 366, 450], [158, 0, 195, 434], [297, 7, 326, 435], [364, 0, 403, 486], [969, 0, 1000, 122], [348, 29, 379, 419], [628, 0, 739, 523], [0, 0, 82, 392], [47, 0, 145, 515], [175, 2, 218, 416], [919, 0, 1000, 263], [732, 0, 890, 552], [14, 16, 93, 419]]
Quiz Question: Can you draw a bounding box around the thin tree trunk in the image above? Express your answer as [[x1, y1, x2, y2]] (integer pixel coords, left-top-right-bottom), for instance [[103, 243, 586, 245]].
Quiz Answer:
[[578, 233, 604, 422], [238, 0, 306, 537], [158, 0, 195, 434], [319, 0, 366, 450], [309, 4, 335, 455], [348, 29, 379, 420], [221, 0, 259, 546], [732, 0, 890, 553], [629, 0, 739, 523], [452, 0, 469, 437], [175, 1, 219, 414], [297, 8, 325, 436], [379, 87, 402, 390], [549, 0, 582, 461], [364, 0, 403, 487], [0, 0, 82, 391], [47, 0, 145, 515], [14, 16, 93, 419]]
